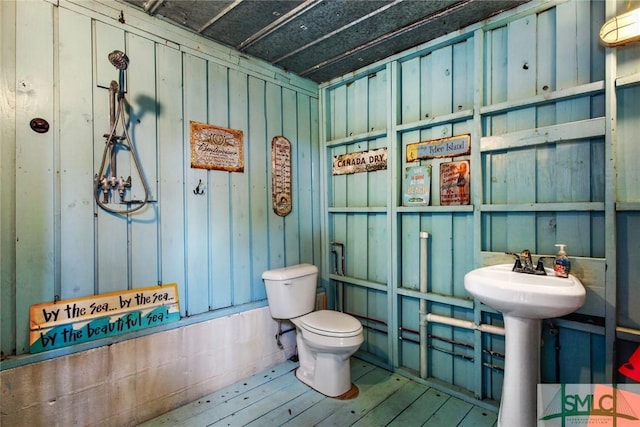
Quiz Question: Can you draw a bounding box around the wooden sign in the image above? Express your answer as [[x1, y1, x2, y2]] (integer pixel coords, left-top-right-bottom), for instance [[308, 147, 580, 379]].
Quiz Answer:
[[190, 121, 244, 172], [332, 147, 387, 176], [406, 134, 470, 162], [271, 136, 292, 216], [29, 284, 180, 353]]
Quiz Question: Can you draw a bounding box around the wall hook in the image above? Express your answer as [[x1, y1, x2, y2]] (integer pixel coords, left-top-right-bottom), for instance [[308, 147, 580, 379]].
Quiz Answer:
[[193, 179, 205, 195]]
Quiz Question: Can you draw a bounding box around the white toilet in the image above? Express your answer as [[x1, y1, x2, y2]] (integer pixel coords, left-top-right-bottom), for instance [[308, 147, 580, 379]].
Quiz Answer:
[[262, 263, 364, 397]]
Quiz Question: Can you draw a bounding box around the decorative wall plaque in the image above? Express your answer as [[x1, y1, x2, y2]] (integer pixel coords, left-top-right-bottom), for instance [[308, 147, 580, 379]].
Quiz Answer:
[[406, 134, 470, 162], [271, 136, 292, 216], [440, 160, 470, 206], [332, 147, 387, 175], [190, 121, 244, 172]]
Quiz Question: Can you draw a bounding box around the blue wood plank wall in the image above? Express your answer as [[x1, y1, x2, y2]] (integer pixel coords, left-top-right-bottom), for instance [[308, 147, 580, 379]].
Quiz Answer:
[[320, 0, 640, 402], [0, 0, 319, 357]]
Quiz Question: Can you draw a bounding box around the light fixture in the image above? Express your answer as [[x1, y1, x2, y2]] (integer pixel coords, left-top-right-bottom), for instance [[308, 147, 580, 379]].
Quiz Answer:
[[600, 6, 640, 47]]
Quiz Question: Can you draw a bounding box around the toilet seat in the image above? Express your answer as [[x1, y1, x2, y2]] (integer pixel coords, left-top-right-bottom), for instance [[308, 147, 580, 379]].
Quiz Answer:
[[299, 310, 362, 338]]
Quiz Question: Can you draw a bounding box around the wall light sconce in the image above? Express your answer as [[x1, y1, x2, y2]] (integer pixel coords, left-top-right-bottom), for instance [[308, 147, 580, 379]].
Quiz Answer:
[[600, 6, 640, 46]]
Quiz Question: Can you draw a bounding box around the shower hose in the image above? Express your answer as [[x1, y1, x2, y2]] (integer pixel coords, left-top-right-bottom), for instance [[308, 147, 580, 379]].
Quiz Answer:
[[94, 85, 150, 215]]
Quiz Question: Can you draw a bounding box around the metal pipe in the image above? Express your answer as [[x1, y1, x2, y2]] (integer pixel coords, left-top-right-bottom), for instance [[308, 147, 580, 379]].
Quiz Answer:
[[419, 231, 429, 379], [425, 313, 505, 336], [330, 241, 345, 276], [400, 326, 505, 359], [346, 311, 387, 326]]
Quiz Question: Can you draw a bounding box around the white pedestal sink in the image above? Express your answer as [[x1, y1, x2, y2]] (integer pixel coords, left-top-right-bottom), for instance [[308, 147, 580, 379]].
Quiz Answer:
[[464, 264, 586, 427]]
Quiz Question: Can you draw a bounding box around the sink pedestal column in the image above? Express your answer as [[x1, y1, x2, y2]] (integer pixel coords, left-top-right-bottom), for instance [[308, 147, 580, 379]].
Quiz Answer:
[[499, 315, 541, 427]]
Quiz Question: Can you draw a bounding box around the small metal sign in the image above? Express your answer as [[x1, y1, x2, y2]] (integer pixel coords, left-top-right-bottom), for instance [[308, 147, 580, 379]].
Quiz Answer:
[[272, 136, 292, 216], [406, 134, 470, 162], [332, 147, 387, 176], [190, 121, 244, 172]]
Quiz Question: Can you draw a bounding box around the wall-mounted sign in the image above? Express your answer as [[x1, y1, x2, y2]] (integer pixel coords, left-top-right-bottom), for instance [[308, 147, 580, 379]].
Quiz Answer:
[[29, 284, 180, 353], [332, 147, 387, 176], [406, 134, 470, 162], [271, 136, 292, 216], [440, 160, 470, 206], [190, 121, 244, 172], [404, 164, 432, 206]]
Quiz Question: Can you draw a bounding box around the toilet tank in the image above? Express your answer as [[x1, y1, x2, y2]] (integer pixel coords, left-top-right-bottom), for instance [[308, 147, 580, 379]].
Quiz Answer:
[[262, 264, 318, 319]]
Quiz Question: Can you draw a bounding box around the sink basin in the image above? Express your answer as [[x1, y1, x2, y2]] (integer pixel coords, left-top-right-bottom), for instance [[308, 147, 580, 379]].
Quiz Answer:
[[464, 263, 586, 426], [464, 263, 585, 319]]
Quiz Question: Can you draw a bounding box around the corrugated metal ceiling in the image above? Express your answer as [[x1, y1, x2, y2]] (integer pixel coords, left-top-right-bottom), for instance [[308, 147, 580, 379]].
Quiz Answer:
[[121, 0, 530, 83]]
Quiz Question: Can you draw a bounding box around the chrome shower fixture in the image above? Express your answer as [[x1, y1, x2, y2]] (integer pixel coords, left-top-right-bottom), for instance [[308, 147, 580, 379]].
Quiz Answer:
[[108, 50, 129, 70], [108, 50, 129, 95], [94, 49, 151, 215]]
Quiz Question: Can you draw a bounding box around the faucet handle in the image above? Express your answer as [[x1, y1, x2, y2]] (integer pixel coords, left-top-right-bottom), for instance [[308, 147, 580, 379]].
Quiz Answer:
[[506, 252, 523, 271], [535, 256, 550, 275]]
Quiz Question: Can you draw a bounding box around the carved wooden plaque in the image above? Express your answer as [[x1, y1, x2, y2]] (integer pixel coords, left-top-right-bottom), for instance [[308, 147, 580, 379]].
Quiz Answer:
[[271, 136, 292, 216]]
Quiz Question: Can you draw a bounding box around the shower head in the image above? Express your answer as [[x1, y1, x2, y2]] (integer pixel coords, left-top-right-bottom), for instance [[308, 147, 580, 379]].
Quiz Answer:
[[108, 50, 129, 95], [108, 50, 129, 70]]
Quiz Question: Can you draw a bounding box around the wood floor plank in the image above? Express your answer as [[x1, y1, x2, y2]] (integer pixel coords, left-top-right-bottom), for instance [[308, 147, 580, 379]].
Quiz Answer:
[[350, 381, 428, 427], [282, 367, 394, 426], [423, 395, 473, 426], [457, 405, 498, 427], [140, 360, 298, 426], [207, 373, 309, 426], [386, 388, 449, 426], [315, 372, 410, 426], [244, 358, 377, 427], [142, 358, 499, 427], [243, 388, 326, 427], [184, 372, 303, 426]]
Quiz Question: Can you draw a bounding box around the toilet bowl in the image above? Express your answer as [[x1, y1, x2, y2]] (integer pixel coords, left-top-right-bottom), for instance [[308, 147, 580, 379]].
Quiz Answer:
[[292, 310, 364, 397], [262, 264, 364, 397]]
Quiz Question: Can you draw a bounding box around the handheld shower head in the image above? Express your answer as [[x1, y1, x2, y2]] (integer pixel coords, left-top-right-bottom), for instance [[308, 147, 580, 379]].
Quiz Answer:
[[108, 50, 129, 95], [108, 50, 129, 70]]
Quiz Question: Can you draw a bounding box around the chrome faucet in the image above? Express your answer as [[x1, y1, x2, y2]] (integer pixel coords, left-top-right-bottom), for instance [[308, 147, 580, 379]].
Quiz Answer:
[[507, 250, 548, 275]]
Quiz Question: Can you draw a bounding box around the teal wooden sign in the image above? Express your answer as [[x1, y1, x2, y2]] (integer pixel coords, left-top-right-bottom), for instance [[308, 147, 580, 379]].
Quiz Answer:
[[29, 284, 180, 353]]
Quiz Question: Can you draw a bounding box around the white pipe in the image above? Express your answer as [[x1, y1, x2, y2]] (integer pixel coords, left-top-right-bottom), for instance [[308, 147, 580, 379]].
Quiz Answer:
[[419, 231, 429, 379], [425, 313, 505, 336]]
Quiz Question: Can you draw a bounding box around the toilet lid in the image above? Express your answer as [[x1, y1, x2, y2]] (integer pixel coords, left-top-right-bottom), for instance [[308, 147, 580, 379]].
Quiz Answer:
[[300, 310, 362, 337]]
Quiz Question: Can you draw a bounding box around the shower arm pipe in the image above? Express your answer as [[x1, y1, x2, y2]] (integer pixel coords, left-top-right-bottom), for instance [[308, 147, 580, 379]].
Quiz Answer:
[[419, 231, 429, 379]]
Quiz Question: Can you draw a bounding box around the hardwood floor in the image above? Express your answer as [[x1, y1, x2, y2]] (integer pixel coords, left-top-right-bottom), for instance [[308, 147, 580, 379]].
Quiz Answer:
[[140, 358, 497, 426]]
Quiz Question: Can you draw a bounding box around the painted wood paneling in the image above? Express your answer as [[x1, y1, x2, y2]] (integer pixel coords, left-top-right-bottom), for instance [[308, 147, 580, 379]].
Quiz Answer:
[[208, 63, 233, 310], [2, 0, 319, 357], [59, 8, 95, 300], [14, 0, 56, 354], [157, 43, 187, 306], [0, 0, 18, 355], [183, 52, 210, 315], [320, 0, 620, 404], [128, 33, 160, 289]]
